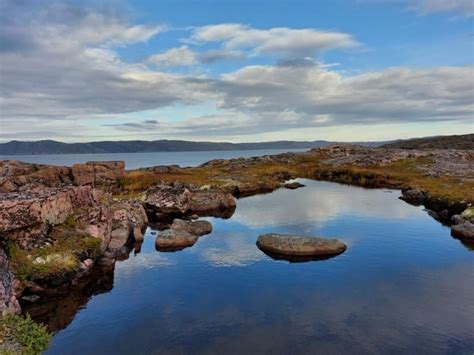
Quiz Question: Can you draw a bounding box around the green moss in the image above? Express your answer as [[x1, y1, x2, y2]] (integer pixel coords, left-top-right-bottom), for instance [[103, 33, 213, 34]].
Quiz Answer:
[[0, 314, 51, 354], [8, 227, 101, 282]]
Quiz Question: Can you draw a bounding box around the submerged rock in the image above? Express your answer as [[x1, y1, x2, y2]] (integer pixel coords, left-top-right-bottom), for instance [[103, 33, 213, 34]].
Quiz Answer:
[[155, 229, 198, 251], [171, 219, 212, 236], [284, 182, 305, 190], [256, 233, 347, 257]]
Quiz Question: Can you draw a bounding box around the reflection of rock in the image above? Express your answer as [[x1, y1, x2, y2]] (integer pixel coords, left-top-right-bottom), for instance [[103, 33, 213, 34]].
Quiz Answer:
[[256, 234, 347, 257], [284, 182, 305, 190], [259, 249, 342, 263], [21, 265, 114, 332], [155, 229, 198, 251], [171, 219, 212, 236]]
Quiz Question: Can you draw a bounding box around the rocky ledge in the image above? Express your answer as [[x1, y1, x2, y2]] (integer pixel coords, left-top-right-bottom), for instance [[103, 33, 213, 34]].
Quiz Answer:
[[145, 182, 236, 219], [256, 234, 347, 258]]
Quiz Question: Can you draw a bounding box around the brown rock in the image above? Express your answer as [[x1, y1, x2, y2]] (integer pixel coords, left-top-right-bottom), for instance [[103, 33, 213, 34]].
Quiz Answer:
[[256, 233, 347, 257], [0, 241, 21, 316], [171, 219, 212, 236], [451, 221, 474, 240], [284, 182, 305, 190], [155, 229, 198, 250]]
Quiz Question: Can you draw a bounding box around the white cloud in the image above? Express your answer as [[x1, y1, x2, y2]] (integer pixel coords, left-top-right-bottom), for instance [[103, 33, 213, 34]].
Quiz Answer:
[[191, 24, 359, 58], [148, 45, 198, 67]]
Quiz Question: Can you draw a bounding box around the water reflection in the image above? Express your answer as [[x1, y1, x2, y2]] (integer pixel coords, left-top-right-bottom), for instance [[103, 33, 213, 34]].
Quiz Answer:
[[41, 179, 473, 354], [22, 265, 115, 332]]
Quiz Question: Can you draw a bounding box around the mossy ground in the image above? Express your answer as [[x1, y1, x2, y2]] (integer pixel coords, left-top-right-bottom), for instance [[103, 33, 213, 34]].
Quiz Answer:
[[117, 154, 473, 206], [0, 314, 51, 355], [8, 226, 101, 283]]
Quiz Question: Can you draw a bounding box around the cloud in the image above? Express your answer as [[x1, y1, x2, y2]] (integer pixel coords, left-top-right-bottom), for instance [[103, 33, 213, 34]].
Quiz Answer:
[[412, 0, 474, 17], [147, 45, 245, 67], [191, 24, 359, 58], [363, 0, 474, 17]]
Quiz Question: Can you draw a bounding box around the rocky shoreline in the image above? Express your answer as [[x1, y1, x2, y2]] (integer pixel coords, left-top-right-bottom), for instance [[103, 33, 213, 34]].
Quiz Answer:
[[1, 144, 473, 320]]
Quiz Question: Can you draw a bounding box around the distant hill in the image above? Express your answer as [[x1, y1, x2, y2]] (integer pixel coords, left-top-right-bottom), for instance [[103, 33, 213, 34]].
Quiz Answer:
[[0, 139, 386, 155], [381, 134, 474, 150]]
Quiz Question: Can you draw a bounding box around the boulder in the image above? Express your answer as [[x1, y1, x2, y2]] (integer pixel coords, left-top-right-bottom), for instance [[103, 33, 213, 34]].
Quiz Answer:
[[284, 182, 305, 190], [155, 229, 198, 251], [72, 161, 124, 187], [188, 190, 236, 215], [145, 184, 192, 214], [256, 233, 347, 257], [171, 219, 212, 236], [145, 183, 236, 217], [451, 220, 474, 240], [400, 188, 425, 205]]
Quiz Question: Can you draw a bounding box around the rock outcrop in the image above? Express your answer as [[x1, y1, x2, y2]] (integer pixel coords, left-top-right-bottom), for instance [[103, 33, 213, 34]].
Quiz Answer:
[[451, 214, 474, 240], [170, 219, 212, 236], [0, 241, 21, 316], [0, 160, 125, 193], [256, 234, 347, 257], [145, 183, 236, 219]]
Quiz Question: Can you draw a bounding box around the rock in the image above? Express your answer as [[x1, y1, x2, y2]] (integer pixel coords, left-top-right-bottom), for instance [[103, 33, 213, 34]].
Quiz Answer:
[[461, 207, 474, 223], [400, 188, 425, 205], [188, 190, 236, 215], [145, 184, 192, 214], [145, 183, 236, 217], [171, 219, 212, 236], [0, 241, 21, 315], [256, 233, 347, 257], [284, 182, 305, 190], [451, 220, 474, 240], [155, 229, 198, 251], [71, 161, 125, 187]]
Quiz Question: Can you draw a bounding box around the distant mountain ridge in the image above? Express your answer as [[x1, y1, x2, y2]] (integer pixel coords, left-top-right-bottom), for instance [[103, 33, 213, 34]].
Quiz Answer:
[[0, 139, 386, 155], [381, 134, 474, 150], [0, 134, 470, 155]]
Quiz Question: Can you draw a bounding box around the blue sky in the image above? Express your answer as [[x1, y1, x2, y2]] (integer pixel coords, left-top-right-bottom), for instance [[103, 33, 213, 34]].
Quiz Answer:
[[0, 0, 472, 142]]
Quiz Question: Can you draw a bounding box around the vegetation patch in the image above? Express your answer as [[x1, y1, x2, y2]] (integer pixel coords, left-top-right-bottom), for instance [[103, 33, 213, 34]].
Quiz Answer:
[[8, 227, 101, 283], [0, 314, 51, 355]]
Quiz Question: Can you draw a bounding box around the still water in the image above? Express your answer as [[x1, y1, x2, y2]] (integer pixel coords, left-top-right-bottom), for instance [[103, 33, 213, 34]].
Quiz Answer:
[[30, 180, 473, 354], [0, 149, 306, 169]]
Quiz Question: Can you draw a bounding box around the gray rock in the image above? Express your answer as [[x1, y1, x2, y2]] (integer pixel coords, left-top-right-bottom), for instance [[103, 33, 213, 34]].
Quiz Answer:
[[256, 233, 347, 257], [171, 219, 212, 236], [284, 182, 305, 190]]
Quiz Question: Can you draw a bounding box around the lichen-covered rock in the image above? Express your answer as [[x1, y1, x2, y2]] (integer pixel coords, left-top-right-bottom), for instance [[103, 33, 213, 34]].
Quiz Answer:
[[0, 241, 21, 316], [145, 183, 236, 217], [170, 219, 212, 236], [155, 229, 198, 250], [71, 161, 124, 187], [0, 186, 97, 234], [256, 233, 347, 257]]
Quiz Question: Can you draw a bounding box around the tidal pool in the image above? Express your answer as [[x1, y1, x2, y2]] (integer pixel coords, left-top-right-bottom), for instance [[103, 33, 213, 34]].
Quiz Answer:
[[29, 180, 473, 354]]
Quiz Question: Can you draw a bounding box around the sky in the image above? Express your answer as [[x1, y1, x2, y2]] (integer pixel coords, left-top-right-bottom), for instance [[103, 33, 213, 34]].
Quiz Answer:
[[0, 0, 473, 143]]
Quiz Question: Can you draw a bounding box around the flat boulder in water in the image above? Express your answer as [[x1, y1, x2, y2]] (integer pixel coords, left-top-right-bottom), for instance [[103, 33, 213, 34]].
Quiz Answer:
[[256, 233, 346, 257], [155, 229, 198, 251], [284, 182, 305, 190], [171, 219, 212, 236]]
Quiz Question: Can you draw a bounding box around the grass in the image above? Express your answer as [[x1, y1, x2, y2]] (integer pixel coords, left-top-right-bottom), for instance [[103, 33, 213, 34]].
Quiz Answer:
[[0, 314, 51, 355], [116, 154, 473, 207], [8, 227, 101, 283]]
